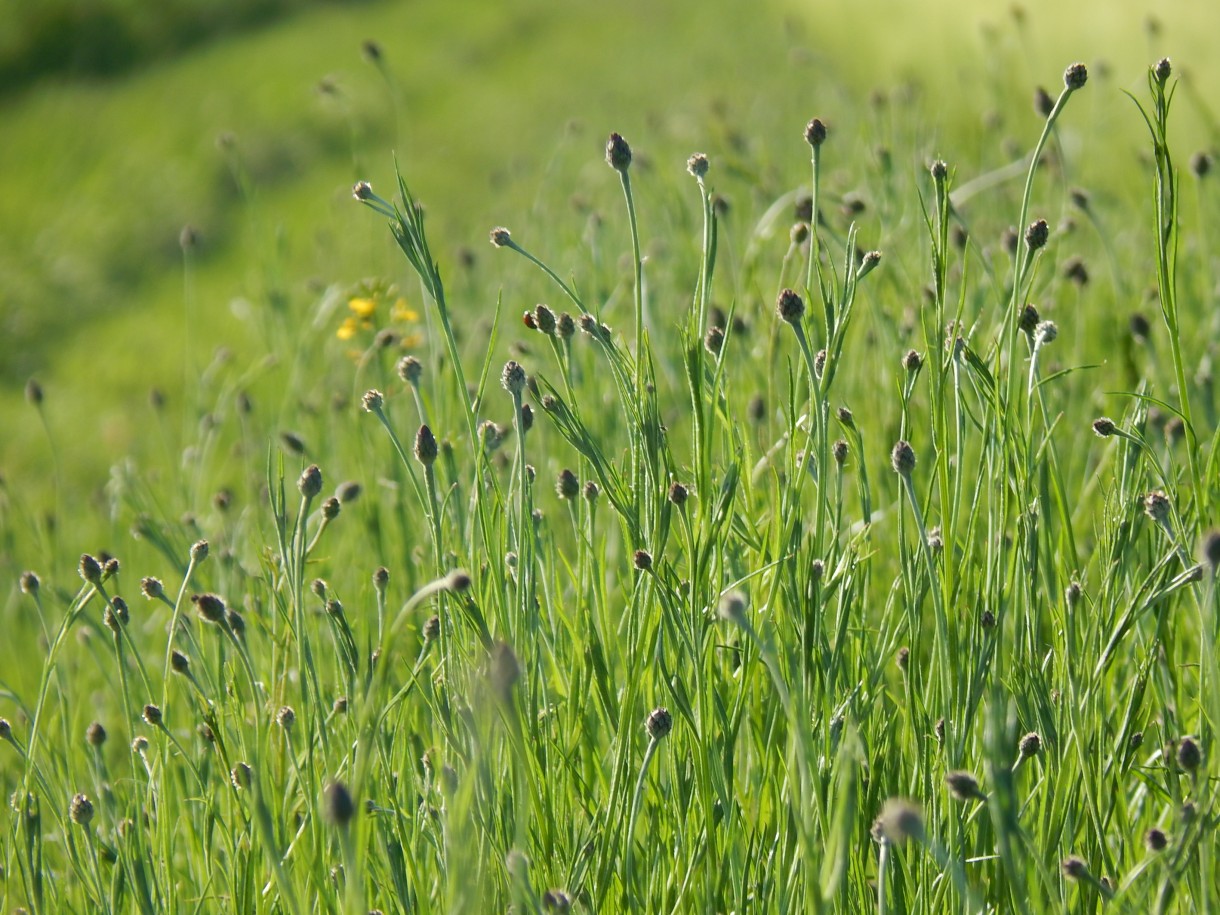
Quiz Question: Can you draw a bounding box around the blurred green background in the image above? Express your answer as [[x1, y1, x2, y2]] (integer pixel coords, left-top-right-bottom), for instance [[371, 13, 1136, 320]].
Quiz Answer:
[[1, 0, 1217, 552]]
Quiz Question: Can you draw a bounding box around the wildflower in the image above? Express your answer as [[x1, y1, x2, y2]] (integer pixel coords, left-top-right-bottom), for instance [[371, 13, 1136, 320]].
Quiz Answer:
[[776, 288, 805, 325], [1144, 828, 1168, 852], [902, 349, 923, 373], [1143, 491, 1171, 524], [1061, 856, 1088, 880], [362, 389, 384, 412], [1063, 62, 1088, 91], [142, 704, 163, 727], [896, 647, 909, 671], [1019, 732, 1042, 758], [704, 325, 724, 355], [230, 762, 252, 789], [85, 722, 106, 748], [872, 798, 924, 844], [192, 593, 226, 624], [1025, 218, 1049, 251], [414, 425, 438, 466], [391, 298, 418, 323], [1033, 320, 1058, 347], [190, 539, 209, 563], [276, 706, 296, 730], [891, 440, 916, 476], [1202, 531, 1220, 571], [1191, 152, 1212, 178], [803, 118, 828, 149], [667, 481, 688, 506], [1092, 417, 1117, 437], [1176, 736, 1202, 772], [832, 439, 849, 465], [69, 793, 94, 826], [490, 226, 513, 247], [501, 361, 527, 396], [645, 707, 673, 740], [687, 153, 709, 178], [718, 590, 748, 624], [556, 469, 579, 500], [19, 571, 40, 595], [348, 297, 376, 320], [856, 250, 882, 279], [79, 554, 103, 585], [1153, 57, 1172, 84], [605, 133, 632, 172], [141, 577, 165, 600], [946, 770, 985, 802], [298, 464, 323, 499]]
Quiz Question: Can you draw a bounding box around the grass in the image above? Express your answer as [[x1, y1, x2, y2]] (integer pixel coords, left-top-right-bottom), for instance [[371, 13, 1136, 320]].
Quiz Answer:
[[3, 1, 1220, 912]]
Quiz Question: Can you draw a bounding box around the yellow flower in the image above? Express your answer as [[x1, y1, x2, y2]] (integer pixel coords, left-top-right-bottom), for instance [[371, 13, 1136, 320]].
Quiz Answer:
[[348, 297, 377, 319], [400, 332, 424, 348], [336, 316, 359, 340], [391, 297, 419, 323]]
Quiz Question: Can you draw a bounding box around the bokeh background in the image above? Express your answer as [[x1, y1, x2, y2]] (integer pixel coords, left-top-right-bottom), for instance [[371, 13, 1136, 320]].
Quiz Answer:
[[2, 0, 1218, 512]]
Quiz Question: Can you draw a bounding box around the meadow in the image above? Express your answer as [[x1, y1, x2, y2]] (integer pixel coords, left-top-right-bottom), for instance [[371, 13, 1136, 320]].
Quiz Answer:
[[2, 0, 1220, 911]]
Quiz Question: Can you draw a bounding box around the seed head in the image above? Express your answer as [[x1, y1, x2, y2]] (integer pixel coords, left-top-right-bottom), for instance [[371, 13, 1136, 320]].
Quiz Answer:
[[423, 615, 441, 642], [280, 431, 306, 455], [501, 360, 527, 396], [1010, 304, 1038, 338], [872, 798, 925, 844], [687, 153, 709, 178], [836, 406, 855, 429], [18, 570, 40, 595], [397, 355, 423, 385], [945, 770, 984, 802], [718, 590, 748, 624], [0, 719, 11, 741], [1202, 531, 1220, 571], [447, 569, 472, 592], [298, 464, 323, 499], [170, 650, 191, 674], [276, 706, 296, 730], [1019, 731, 1042, 758], [190, 539, 209, 563], [667, 481, 688, 506], [192, 593, 226, 624], [361, 389, 384, 412], [1144, 827, 1168, 852], [230, 762, 252, 789], [142, 704, 162, 727], [1063, 62, 1088, 91], [704, 325, 725, 356], [69, 793, 94, 826], [633, 549, 653, 572], [1143, 491, 1171, 524], [333, 696, 349, 714], [1061, 856, 1088, 880], [556, 312, 576, 339], [776, 288, 805, 325], [1063, 256, 1089, 285], [556, 469, 579, 500], [1191, 152, 1212, 179], [320, 497, 341, 522], [489, 641, 521, 703], [803, 118, 828, 149], [857, 250, 882, 279], [930, 159, 949, 182], [605, 132, 632, 172], [1034, 320, 1058, 346], [832, 439, 849, 465], [414, 425, 438, 466], [1092, 417, 1117, 437], [1153, 57, 1172, 84], [352, 180, 374, 200], [902, 349, 923, 373], [141, 577, 165, 600], [1176, 735, 1202, 771], [542, 888, 573, 913], [85, 722, 107, 748], [583, 481, 600, 503], [1034, 86, 1055, 118], [790, 222, 810, 245], [1025, 218, 1049, 251], [520, 403, 534, 432], [79, 554, 103, 585], [645, 706, 673, 740], [891, 440, 916, 476], [131, 736, 149, 754]]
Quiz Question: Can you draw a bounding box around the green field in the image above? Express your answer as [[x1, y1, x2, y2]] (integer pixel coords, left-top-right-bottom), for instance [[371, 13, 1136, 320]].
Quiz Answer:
[[2, 0, 1220, 911]]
